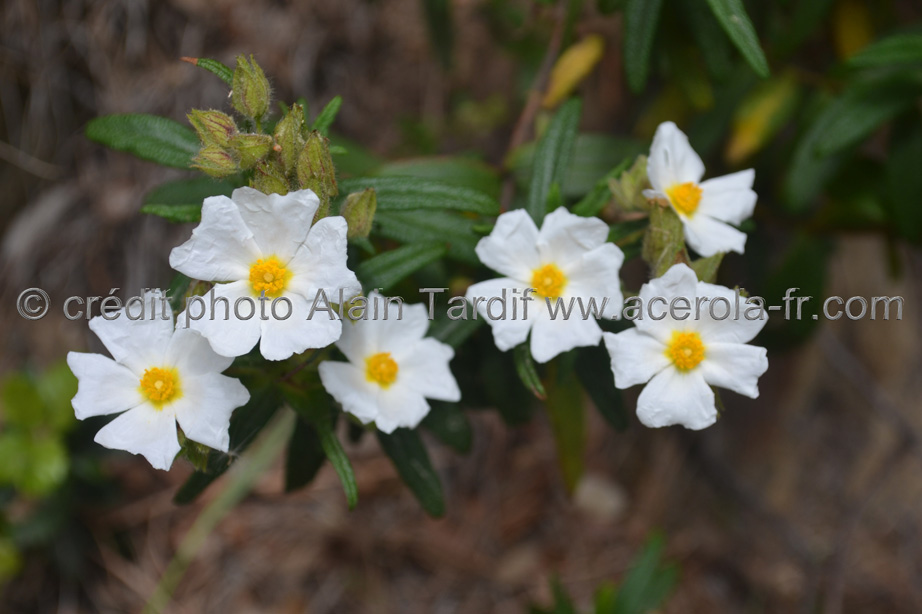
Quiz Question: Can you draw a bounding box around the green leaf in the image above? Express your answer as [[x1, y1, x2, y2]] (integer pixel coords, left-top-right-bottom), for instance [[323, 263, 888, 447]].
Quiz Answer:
[[848, 33, 922, 68], [36, 363, 78, 433], [421, 402, 472, 453], [703, 0, 770, 78], [682, 0, 734, 80], [376, 428, 445, 517], [572, 157, 633, 217], [311, 96, 343, 136], [373, 210, 481, 265], [886, 112, 922, 243], [185, 57, 234, 86], [317, 416, 359, 509], [545, 357, 585, 492], [576, 346, 628, 431], [421, 0, 454, 68], [356, 242, 447, 292], [85, 114, 200, 168], [623, 0, 664, 92], [144, 177, 235, 209], [514, 343, 546, 399], [428, 313, 484, 348], [612, 533, 678, 614], [690, 253, 724, 283], [527, 98, 582, 223], [140, 204, 203, 223], [339, 176, 499, 216], [284, 418, 326, 493], [167, 273, 193, 314], [1, 373, 43, 429], [374, 157, 501, 198]]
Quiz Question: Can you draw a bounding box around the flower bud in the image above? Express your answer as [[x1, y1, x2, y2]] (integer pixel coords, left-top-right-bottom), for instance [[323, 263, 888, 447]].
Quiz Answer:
[[609, 155, 650, 212], [230, 133, 273, 170], [192, 145, 238, 178], [231, 54, 271, 120], [187, 109, 238, 148], [297, 131, 338, 218], [273, 104, 305, 174], [340, 188, 377, 239], [251, 159, 290, 195]]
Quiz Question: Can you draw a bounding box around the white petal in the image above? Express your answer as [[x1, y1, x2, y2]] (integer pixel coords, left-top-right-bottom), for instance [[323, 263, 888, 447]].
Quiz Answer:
[[563, 242, 625, 319], [262, 292, 341, 361], [165, 327, 234, 377], [231, 187, 318, 262], [682, 213, 747, 257], [647, 121, 705, 191], [318, 361, 380, 423], [474, 209, 540, 280], [93, 404, 180, 471], [699, 342, 768, 398], [603, 329, 670, 389], [173, 373, 249, 451], [635, 263, 699, 341], [184, 281, 263, 358], [369, 300, 431, 354], [636, 368, 716, 430], [530, 311, 602, 363], [287, 216, 362, 302], [169, 194, 261, 282], [698, 169, 757, 226], [536, 207, 610, 267], [67, 352, 145, 419], [691, 281, 767, 344], [465, 278, 533, 351], [88, 302, 174, 374], [374, 383, 431, 433], [393, 338, 461, 402]]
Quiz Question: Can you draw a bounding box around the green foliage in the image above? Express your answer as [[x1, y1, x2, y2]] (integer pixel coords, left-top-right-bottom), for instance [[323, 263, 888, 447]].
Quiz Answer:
[[85, 114, 200, 168], [545, 356, 585, 493], [421, 402, 473, 453], [339, 176, 500, 216], [357, 242, 447, 293], [526, 98, 582, 223], [623, 0, 664, 93], [185, 57, 234, 86], [703, 0, 770, 78], [311, 96, 343, 136], [377, 428, 445, 517]]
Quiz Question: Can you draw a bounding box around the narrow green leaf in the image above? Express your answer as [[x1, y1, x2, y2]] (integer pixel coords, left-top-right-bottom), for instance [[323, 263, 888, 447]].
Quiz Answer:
[[184, 57, 234, 86], [377, 428, 444, 516], [428, 314, 484, 348], [848, 33, 922, 68], [167, 273, 192, 314], [623, 0, 664, 92], [576, 346, 628, 431], [284, 418, 326, 493], [356, 242, 447, 292], [140, 204, 202, 223], [141, 177, 237, 223], [85, 114, 200, 169], [682, 0, 734, 80], [572, 157, 633, 217], [704, 0, 770, 78], [545, 357, 585, 492], [311, 96, 343, 136], [612, 533, 678, 614], [373, 210, 480, 265], [527, 98, 582, 223], [374, 157, 501, 198], [317, 417, 359, 509], [514, 343, 546, 399], [421, 402, 472, 453], [340, 176, 499, 215]]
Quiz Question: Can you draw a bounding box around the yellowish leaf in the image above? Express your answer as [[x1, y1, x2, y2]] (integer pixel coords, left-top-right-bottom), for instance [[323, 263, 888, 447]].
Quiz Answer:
[[542, 35, 606, 109], [833, 0, 873, 60], [725, 72, 800, 165]]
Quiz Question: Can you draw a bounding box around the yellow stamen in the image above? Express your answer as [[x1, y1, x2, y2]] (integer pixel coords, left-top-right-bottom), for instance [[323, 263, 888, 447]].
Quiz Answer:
[[366, 352, 399, 388], [666, 182, 703, 217], [139, 367, 181, 407], [249, 256, 291, 297], [530, 263, 567, 299], [665, 331, 705, 372]]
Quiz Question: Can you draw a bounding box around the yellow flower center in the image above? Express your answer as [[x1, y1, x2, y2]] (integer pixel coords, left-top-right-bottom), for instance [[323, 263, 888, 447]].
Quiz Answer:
[[665, 331, 705, 372], [139, 367, 181, 407], [366, 352, 399, 388], [530, 263, 567, 299], [248, 256, 291, 297], [666, 182, 703, 217]]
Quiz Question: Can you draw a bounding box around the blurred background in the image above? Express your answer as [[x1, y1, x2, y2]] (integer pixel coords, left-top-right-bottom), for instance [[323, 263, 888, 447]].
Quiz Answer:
[[1, 0, 921, 612]]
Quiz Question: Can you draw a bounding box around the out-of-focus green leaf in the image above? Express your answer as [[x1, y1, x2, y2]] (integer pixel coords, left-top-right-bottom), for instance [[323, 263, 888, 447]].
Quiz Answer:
[[886, 113, 922, 242], [773, 0, 835, 57], [421, 402, 472, 453], [85, 114, 200, 169], [623, 0, 664, 92], [329, 135, 385, 177], [526, 98, 582, 223], [571, 157, 633, 217], [594, 582, 618, 614], [429, 313, 484, 348], [1, 374, 43, 429], [532, 576, 578, 614], [576, 346, 628, 431], [284, 418, 326, 493], [317, 415, 358, 509], [36, 363, 78, 433], [377, 428, 445, 517], [140, 204, 203, 223], [373, 210, 480, 265], [818, 156, 889, 231], [312, 96, 343, 136], [340, 176, 499, 216], [422, 0, 454, 68], [610, 533, 678, 614], [848, 33, 922, 68], [514, 343, 546, 399], [598, 0, 626, 15], [704, 0, 770, 78], [357, 242, 447, 293], [144, 177, 236, 209], [374, 157, 501, 198], [682, 0, 734, 80], [545, 357, 585, 493], [183, 57, 234, 86]]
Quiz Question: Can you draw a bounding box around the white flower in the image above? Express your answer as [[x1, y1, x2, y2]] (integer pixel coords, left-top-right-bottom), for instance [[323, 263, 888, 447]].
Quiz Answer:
[[66, 292, 250, 470], [465, 207, 624, 363], [643, 121, 757, 257], [169, 187, 361, 361], [318, 293, 461, 433], [603, 264, 768, 430]]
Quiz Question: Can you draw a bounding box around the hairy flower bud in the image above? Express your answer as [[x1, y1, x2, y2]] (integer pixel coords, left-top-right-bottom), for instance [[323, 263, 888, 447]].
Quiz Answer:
[[187, 109, 238, 148], [273, 104, 305, 174], [340, 188, 377, 239], [230, 133, 273, 170], [192, 145, 238, 178], [251, 159, 290, 196], [609, 155, 650, 212], [297, 131, 338, 219], [231, 54, 271, 121]]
